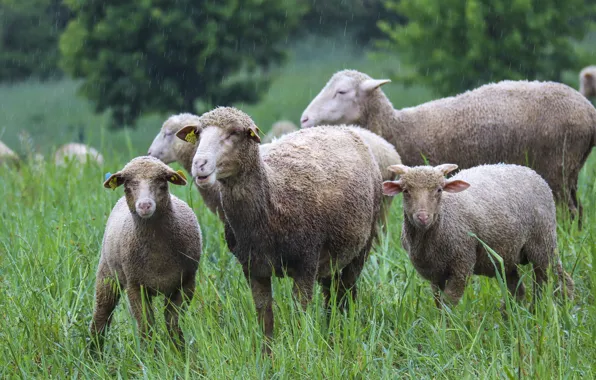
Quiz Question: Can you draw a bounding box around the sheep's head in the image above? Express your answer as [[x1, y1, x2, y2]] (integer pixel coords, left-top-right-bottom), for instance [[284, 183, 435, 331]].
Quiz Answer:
[[175, 107, 260, 188], [148, 113, 200, 164], [580, 67, 596, 98], [300, 70, 390, 129], [103, 156, 187, 219], [382, 164, 470, 230]]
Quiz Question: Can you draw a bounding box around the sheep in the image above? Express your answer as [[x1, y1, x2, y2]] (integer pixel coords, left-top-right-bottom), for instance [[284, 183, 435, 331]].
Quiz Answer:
[[175, 107, 382, 349], [300, 69, 596, 227], [382, 163, 574, 308], [90, 156, 202, 352], [55, 142, 104, 166], [580, 65, 596, 99], [262, 120, 298, 143], [0, 139, 19, 166]]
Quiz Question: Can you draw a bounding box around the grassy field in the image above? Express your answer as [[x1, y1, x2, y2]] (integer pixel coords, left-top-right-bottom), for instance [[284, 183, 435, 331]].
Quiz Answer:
[[1, 35, 596, 378]]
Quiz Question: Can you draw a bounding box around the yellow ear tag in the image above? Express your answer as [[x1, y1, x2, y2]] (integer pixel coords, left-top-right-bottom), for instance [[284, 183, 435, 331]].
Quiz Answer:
[[175, 170, 187, 181], [185, 130, 198, 144], [250, 130, 255, 137], [108, 176, 118, 190]]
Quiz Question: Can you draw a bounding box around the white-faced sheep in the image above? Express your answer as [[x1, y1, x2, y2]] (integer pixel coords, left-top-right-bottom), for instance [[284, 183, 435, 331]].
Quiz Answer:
[[175, 107, 382, 349], [262, 120, 298, 143], [301, 69, 596, 226], [580, 66, 596, 99], [90, 156, 202, 352], [55, 142, 104, 166], [382, 163, 574, 308]]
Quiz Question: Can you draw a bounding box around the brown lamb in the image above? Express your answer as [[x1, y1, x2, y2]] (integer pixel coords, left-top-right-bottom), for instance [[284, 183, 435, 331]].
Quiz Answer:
[[382, 163, 574, 308], [90, 156, 202, 352]]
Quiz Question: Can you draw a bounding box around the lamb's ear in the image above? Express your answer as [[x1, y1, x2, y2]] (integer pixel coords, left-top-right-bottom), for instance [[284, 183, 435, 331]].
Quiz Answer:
[[387, 164, 409, 175], [443, 179, 470, 193], [167, 169, 187, 186], [103, 171, 124, 190], [360, 79, 391, 94], [175, 125, 200, 144], [383, 180, 404, 196], [435, 163, 458, 175], [247, 126, 261, 143]]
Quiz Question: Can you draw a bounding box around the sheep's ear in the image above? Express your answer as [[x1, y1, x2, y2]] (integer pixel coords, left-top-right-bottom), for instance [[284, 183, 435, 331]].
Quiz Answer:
[[167, 169, 187, 186], [585, 72, 593, 80], [360, 79, 391, 94], [435, 164, 458, 175], [247, 126, 261, 143], [387, 164, 409, 175], [443, 179, 470, 193], [103, 172, 124, 190], [175, 126, 200, 144], [383, 180, 404, 196]]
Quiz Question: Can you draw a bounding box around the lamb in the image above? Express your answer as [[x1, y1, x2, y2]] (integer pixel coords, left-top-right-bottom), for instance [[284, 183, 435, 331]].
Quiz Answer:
[[175, 107, 381, 349], [55, 142, 104, 166], [262, 120, 298, 143], [580, 66, 596, 99], [0, 139, 19, 166], [90, 156, 202, 352], [300, 69, 596, 225], [382, 163, 574, 308]]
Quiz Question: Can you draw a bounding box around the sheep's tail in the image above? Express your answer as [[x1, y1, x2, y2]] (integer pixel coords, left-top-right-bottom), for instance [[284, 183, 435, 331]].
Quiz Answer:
[[555, 260, 575, 301]]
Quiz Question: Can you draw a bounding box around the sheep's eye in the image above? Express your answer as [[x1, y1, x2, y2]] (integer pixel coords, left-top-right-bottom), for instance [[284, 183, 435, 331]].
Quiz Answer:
[[337, 90, 347, 95], [402, 189, 409, 195]]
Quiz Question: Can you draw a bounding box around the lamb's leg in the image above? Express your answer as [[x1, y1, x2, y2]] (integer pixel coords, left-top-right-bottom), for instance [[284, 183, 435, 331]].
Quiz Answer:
[[165, 278, 195, 352], [506, 268, 526, 302], [127, 285, 155, 341], [245, 271, 274, 354], [442, 275, 467, 306], [89, 265, 121, 352]]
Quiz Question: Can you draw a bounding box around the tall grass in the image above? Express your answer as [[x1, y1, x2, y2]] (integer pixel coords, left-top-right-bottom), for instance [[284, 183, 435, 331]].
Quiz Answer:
[[0, 35, 595, 377]]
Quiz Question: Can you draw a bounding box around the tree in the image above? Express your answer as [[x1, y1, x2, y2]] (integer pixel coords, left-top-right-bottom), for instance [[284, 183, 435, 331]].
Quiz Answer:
[[0, 0, 72, 82], [378, 0, 596, 96], [59, 0, 307, 128]]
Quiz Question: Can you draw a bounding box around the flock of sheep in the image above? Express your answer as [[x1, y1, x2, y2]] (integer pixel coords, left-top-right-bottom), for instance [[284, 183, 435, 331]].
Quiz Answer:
[[2, 67, 596, 355]]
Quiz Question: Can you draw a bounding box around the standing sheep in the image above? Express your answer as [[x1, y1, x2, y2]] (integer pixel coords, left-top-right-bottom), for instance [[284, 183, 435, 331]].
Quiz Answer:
[[382, 163, 574, 307], [262, 120, 298, 143], [175, 107, 381, 349], [580, 66, 596, 99], [300, 69, 596, 225], [55, 142, 104, 166], [90, 156, 202, 351]]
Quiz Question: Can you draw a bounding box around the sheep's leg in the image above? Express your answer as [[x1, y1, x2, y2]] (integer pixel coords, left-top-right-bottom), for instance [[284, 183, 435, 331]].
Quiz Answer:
[[506, 268, 526, 302], [571, 186, 583, 230], [245, 271, 274, 353], [127, 285, 155, 341], [555, 260, 575, 301], [431, 283, 443, 309], [337, 246, 371, 310], [164, 278, 195, 352], [89, 266, 121, 352], [224, 222, 236, 253], [292, 270, 317, 311], [319, 274, 341, 312], [443, 275, 467, 306]]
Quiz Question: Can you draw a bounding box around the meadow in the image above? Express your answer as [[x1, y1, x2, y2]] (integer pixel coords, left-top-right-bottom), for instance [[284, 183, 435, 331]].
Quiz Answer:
[[0, 35, 595, 378]]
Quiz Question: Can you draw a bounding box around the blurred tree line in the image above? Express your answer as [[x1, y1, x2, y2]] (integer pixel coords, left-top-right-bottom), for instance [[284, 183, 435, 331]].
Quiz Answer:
[[0, 0, 594, 127]]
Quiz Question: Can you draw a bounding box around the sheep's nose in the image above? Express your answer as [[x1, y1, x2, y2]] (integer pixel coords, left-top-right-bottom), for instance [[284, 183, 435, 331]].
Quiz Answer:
[[147, 148, 152, 155], [195, 158, 207, 171], [136, 199, 156, 218], [300, 116, 309, 125], [416, 212, 429, 225]]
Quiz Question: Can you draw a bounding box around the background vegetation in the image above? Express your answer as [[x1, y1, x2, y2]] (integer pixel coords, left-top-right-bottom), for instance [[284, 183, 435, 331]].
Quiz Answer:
[[0, 0, 595, 377]]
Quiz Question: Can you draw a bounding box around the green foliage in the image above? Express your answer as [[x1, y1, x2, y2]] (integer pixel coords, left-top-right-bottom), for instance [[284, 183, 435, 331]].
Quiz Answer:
[[0, 0, 72, 82], [378, 0, 596, 96], [59, 0, 307, 128]]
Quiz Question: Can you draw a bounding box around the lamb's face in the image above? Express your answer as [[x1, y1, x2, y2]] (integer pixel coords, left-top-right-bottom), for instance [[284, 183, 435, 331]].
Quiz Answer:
[[148, 116, 193, 164], [176, 112, 260, 188], [382, 164, 469, 230], [103, 156, 187, 219], [300, 71, 390, 129]]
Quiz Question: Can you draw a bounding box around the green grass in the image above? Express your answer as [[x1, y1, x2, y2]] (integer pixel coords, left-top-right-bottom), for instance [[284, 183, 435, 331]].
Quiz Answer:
[[0, 35, 595, 378]]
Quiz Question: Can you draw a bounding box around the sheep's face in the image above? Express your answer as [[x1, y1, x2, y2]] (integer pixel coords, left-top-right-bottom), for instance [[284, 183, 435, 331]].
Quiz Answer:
[[104, 156, 187, 219], [382, 164, 469, 230], [148, 114, 199, 164], [175, 108, 260, 187], [300, 70, 390, 129], [580, 70, 596, 98]]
